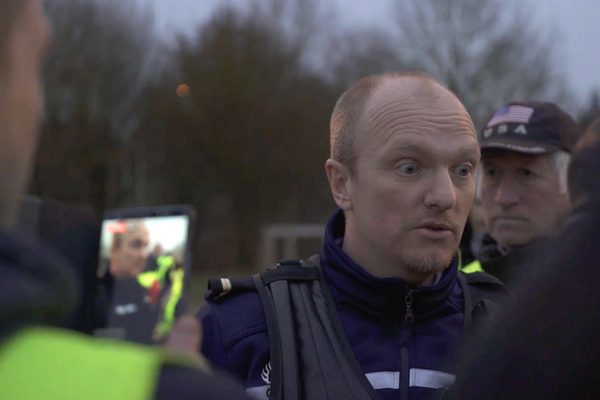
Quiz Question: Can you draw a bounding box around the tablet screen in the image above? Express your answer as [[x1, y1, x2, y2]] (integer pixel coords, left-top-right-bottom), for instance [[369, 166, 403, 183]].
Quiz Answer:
[[97, 211, 192, 344]]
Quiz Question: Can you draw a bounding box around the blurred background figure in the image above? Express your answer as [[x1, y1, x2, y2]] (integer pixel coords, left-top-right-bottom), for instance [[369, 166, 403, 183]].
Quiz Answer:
[[461, 101, 579, 287], [450, 116, 600, 399]]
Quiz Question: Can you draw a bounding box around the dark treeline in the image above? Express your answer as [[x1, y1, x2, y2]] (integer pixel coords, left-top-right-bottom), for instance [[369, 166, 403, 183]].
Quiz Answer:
[[33, 0, 596, 273]]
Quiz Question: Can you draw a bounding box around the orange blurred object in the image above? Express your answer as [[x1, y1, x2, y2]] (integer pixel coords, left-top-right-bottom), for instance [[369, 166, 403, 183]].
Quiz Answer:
[[176, 83, 190, 98]]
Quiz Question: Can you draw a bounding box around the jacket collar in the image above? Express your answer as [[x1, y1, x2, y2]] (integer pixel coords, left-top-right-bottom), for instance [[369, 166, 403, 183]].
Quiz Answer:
[[320, 209, 462, 321], [479, 233, 552, 287]]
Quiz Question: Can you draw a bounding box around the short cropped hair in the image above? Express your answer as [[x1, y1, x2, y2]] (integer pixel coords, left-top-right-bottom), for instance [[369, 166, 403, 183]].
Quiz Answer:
[[0, 1, 29, 72], [329, 75, 382, 174], [329, 71, 450, 175], [553, 150, 571, 194]]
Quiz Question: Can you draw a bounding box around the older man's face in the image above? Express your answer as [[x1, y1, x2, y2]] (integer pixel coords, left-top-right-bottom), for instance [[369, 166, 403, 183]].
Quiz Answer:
[[0, 0, 50, 226], [480, 151, 570, 248]]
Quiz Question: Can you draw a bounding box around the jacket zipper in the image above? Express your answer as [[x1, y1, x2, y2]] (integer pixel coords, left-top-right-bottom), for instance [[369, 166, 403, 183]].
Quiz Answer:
[[399, 288, 414, 400]]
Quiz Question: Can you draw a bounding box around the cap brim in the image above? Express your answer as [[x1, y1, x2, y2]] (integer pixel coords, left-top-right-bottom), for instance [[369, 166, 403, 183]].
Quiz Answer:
[[480, 137, 562, 154]]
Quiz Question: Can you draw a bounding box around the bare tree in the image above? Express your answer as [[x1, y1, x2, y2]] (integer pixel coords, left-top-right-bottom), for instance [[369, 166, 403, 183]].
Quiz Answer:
[[135, 2, 336, 271], [324, 27, 406, 88], [391, 0, 570, 126], [34, 0, 163, 210]]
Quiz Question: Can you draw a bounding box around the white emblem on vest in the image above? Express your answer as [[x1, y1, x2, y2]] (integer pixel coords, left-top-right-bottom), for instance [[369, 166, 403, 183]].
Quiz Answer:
[[114, 303, 138, 315], [261, 361, 272, 384]]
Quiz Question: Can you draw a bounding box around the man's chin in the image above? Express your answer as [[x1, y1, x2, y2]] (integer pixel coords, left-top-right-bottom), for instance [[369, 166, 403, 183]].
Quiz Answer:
[[492, 231, 531, 249], [403, 252, 454, 276]]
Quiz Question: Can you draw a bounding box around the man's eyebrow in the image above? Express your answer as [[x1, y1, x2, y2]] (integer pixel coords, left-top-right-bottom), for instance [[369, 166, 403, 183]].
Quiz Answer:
[[456, 143, 481, 160]]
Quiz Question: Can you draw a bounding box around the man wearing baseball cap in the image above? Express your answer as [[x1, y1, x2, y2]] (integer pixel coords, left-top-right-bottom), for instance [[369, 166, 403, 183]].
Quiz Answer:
[[461, 101, 580, 286]]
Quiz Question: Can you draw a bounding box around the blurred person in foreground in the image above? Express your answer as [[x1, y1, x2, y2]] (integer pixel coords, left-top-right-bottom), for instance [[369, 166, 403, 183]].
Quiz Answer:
[[449, 117, 600, 399], [0, 1, 250, 398], [460, 101, 579, 287], [199, 71, 505, 400]]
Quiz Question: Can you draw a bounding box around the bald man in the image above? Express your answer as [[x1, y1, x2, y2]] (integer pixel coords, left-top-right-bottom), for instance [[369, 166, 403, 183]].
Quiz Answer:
[[199, 72, 504, 400]]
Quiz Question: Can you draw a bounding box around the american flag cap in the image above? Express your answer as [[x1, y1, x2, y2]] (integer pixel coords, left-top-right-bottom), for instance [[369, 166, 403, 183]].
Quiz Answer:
[[479, 101, 580, 154]]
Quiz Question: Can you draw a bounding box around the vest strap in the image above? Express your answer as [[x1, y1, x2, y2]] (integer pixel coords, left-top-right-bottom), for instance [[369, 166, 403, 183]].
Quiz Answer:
[[256, 255, 378, 400]]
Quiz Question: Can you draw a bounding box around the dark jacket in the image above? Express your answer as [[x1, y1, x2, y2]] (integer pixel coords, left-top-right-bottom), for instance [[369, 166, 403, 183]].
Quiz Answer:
[[0, 230, 80, 340], [0, 229, 250, 400], [474, 234, 552, 288], [200, 210, 473, 400]]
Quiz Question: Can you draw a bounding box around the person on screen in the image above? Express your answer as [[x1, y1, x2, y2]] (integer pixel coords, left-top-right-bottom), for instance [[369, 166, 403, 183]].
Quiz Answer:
[[106, 219, 185, 343], [109, 220, 150, 279]]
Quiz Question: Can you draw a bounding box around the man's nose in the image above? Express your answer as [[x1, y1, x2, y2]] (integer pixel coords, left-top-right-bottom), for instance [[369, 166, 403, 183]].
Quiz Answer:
[[135, 247, 147, 257], [424, 170, 457, 211], [494, 175, 520, 207]]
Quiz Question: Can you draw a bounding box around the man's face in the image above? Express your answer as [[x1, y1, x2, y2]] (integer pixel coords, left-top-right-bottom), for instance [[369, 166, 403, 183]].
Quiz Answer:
[[341, 80, 479, 280], [110, 226, 150, 278], [0, 0, 50, 226], [480, 151, 570, 248]]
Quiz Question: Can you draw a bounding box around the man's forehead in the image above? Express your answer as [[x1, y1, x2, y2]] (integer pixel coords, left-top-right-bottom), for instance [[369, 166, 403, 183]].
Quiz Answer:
[[125, 224, 149, 236], [360, 77, 473, 136], [382, 131, 480, 160], [389, 134, 479, 150]]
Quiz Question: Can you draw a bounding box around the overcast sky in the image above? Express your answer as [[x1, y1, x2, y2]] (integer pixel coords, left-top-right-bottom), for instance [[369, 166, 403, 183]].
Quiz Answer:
[[144, 0, 599, 107]]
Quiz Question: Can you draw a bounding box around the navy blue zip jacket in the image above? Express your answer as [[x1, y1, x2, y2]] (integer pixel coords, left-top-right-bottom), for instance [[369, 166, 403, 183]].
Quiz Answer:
[[199, 210, 466, 399]]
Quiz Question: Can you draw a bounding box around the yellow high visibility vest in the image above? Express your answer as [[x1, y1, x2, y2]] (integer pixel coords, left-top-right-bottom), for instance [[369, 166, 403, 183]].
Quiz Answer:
[[460, 260, 484, 274], [0, 327, 162, 400]]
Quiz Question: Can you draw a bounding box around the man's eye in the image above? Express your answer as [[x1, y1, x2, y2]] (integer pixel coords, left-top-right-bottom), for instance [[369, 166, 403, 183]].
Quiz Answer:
[[455, 164, 473, 177], [520, 168, 534, 177], [398, 163, 418, 175], [484, 167, 496, 177], [130, 240, 146, 249]]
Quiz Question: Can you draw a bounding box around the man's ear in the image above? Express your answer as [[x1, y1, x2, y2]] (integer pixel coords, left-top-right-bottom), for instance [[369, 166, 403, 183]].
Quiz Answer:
[[325, 158, 353, 210]]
